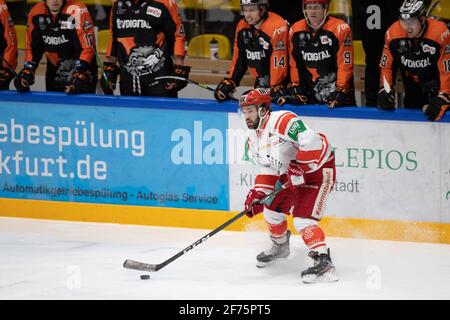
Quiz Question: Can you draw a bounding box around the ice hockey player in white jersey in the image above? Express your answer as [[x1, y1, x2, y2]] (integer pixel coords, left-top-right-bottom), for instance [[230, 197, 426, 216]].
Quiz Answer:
[[240, 88, 338, 283]]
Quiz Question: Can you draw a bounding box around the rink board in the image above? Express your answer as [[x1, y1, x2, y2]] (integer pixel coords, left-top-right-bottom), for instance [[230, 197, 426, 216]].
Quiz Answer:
[[0, 92, 449, 244], [1, 198, 449, 244]]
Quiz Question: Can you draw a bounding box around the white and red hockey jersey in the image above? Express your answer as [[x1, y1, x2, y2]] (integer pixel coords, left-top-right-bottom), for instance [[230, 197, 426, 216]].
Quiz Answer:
[[245, 110, 332, 194]]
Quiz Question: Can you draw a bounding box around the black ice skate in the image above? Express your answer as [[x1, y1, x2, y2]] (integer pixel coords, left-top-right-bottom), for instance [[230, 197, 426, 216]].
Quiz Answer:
[[256, 230, 291, 268], [301, 248, 338, 283]]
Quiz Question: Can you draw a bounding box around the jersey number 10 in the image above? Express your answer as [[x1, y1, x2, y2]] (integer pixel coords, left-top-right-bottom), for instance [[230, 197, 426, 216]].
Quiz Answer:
[[444, 59, 450, 73]]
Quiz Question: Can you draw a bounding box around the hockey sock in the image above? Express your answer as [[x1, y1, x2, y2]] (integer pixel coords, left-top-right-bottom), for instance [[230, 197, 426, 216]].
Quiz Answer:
[[267, 220, 288, 244], [301, 225, 327, 254]]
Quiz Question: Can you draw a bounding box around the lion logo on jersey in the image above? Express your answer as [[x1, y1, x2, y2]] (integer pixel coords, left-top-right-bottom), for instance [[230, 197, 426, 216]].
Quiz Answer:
[[54, 59, 76, 87], [125, 45, 165, 77], [313, 72, 336, 103]]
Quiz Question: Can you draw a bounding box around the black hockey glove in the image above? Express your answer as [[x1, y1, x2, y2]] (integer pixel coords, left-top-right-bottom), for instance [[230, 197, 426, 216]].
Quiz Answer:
[[270, 84, 287, 105], [100, 62, 119, 95], [377, 88, 395, 110], [165, 64, 191, 92], [328, 86, 353, 109], [65, 60, 93, 94], [214, 78, 236, 102], [0, 67, 14, 90], [14, 62, 37, 93], [278, 83, 308, 106], [424, 93, 450, 121]]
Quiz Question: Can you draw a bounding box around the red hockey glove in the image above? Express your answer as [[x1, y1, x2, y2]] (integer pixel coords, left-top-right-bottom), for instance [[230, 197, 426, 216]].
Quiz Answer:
[[281, 161, 306, 191], [244, 189, 266, 218]]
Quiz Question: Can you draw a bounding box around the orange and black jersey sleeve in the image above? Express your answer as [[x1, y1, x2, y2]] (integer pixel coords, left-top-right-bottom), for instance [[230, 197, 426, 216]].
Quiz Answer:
[[289, 16, 354, 92], [380, 18, 450, 95], [25, 0, 96, 67], [0, 0, 17, 70], [107, 0, 185, 64], [163, 0, 186, 57], [229, 12, 288, 88]]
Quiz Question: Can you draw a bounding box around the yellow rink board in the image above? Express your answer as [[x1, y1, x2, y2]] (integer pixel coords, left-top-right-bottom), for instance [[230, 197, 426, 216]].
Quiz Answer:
[[1, 198, 450, 244]]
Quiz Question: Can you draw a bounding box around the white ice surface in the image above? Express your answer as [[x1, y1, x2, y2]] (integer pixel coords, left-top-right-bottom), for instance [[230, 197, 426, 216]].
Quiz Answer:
[[1, 217, 449, 300]]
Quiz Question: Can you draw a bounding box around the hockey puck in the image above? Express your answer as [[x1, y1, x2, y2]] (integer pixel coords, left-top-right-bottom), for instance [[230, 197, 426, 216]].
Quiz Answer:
[[140, 274, 150, 280]]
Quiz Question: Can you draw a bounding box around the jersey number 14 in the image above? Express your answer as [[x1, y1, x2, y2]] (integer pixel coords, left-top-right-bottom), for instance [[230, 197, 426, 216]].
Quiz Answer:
[[274, 56, 286, 68]]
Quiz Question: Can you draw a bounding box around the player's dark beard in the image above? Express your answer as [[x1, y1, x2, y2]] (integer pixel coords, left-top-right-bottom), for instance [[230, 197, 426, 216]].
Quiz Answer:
[[246, 117, 260, 130]]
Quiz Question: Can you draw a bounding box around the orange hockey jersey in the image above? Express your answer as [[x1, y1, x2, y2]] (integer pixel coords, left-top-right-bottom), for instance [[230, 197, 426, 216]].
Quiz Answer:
[[229, 12, 289, 89], [0, 0, 17, 70], [380, 18, 450, 96], [289, 16, 354, 104]]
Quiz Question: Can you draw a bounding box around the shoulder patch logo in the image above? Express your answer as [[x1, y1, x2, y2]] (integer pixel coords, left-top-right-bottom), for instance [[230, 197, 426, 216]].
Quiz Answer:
[[275, 40, 285, 51], [445, 44, 450, 54], [422, 44, 436, 55], [147, 6, 162, 18], [320, 35, 332, 46], [343, 36, 352, 46], [287, 120, 307, 141], [259, 37, 270, 50]]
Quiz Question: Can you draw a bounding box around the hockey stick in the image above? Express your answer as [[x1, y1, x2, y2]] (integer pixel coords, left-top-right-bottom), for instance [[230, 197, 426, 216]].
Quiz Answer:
[[123, 185, 287, 272], [154, 75, 216, 92], [94, 48, 113, 94], [151, 75, 239, 101], [426, 0, 440, 17]]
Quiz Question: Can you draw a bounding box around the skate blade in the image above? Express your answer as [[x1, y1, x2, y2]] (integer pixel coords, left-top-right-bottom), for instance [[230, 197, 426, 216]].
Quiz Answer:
[[302, 270, 339, 284], [256, 261, 269, 268], [256, 254, 289, 268]]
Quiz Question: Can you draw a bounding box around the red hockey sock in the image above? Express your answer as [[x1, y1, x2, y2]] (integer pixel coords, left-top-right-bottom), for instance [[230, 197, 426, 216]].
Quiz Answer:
[[267, 220, 288, 243], [301, 225, 327, 254]]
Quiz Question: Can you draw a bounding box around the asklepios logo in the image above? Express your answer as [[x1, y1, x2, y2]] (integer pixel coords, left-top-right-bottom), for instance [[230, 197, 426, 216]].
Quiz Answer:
[[333, 146, 418, 171]]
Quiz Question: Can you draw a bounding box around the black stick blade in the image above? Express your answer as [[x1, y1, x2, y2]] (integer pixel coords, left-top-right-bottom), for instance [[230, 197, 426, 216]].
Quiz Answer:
[[123, 259, 158, 272]]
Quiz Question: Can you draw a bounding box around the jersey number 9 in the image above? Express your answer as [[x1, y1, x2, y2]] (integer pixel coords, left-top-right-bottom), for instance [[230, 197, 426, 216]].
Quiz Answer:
[[343, 51, 351, 64]]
